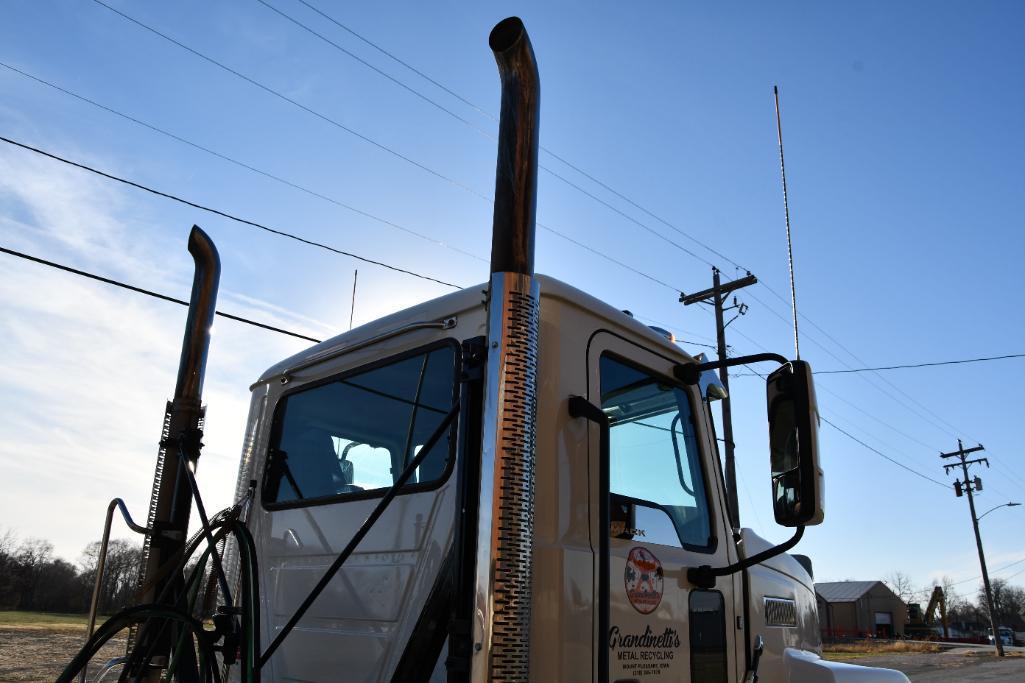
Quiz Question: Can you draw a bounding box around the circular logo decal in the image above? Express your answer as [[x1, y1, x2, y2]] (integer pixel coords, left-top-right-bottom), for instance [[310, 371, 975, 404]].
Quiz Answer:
[[624, 546, 664, 614]]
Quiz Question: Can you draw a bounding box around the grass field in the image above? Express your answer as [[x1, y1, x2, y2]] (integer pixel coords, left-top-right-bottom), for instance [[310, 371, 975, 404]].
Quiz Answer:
[[823, 639, 941, 661], [0, 611, 125, 681], [0, 610, 98, 629]]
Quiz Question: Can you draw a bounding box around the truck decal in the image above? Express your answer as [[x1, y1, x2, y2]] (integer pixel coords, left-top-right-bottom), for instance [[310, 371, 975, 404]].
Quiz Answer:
[[625, 546, 664, 614]]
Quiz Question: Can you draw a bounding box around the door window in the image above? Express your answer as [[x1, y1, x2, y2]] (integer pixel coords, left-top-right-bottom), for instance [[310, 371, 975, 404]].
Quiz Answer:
[[263, 343, 458, 507], [600, 354, 714, 551]]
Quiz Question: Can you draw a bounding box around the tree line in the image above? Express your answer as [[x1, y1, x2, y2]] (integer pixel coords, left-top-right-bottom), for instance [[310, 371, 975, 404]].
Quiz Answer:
[[0, 529, 141, 614], [886, 570, 1025, 631]]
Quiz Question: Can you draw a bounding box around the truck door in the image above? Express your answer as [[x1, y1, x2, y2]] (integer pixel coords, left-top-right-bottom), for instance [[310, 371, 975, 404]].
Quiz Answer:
[[588, 332, 738, 683], [251, 341, 460, 681]]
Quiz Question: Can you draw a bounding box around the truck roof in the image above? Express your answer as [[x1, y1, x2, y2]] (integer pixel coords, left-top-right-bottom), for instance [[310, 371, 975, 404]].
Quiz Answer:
[[255, 274, 691, 385]]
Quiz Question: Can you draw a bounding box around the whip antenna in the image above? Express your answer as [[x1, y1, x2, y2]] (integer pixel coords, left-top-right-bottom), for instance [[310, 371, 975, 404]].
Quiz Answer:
[[774, 85, 801, 359]]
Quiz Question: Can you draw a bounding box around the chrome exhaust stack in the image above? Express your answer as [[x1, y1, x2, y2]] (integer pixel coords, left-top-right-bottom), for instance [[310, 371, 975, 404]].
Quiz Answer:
[[472, 17, 541, 683], [131, 225, 220, 676]]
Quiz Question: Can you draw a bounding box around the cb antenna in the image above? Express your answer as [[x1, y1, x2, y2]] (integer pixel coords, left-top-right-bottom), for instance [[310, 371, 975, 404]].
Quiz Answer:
[[774, 85, 800, 359]]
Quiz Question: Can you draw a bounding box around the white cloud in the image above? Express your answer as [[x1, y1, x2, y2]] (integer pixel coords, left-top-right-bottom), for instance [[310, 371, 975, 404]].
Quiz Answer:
[[0, 142, 317, 560]]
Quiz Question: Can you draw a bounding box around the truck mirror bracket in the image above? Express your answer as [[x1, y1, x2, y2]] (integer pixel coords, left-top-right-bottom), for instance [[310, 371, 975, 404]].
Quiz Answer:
[[687, 525, 805, 589], [674, 352, 789, 385]]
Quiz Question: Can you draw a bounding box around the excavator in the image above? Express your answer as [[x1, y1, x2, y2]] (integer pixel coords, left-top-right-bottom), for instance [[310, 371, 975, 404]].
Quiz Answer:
[[906, 587, 949, 640]]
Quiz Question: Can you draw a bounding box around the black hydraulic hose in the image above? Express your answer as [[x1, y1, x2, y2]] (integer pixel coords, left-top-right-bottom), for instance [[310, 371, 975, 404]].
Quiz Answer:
[[118, 522, 234, 683], [57, 604, 215, 683], [258, 404, 459, 668], [177, 440, 233, 607]]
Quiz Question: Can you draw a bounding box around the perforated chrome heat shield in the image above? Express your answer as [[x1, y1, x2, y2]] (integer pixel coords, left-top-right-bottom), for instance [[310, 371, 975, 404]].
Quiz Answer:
[[472, 271, 539, 682]]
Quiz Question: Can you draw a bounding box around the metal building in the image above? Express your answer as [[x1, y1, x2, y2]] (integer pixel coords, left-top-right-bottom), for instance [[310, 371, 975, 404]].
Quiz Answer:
[[815, 581, 908, 639]]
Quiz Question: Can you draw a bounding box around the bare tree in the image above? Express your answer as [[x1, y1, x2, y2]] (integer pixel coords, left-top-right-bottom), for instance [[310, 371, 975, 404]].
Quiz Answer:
[[978, 578, 1025, 629], [885, 570, 916, 604], [80, 539, 143, 613]]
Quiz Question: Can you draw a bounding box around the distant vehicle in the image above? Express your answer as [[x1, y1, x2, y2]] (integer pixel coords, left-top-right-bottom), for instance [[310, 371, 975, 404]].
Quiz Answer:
[[989, 626, 1014, 646]]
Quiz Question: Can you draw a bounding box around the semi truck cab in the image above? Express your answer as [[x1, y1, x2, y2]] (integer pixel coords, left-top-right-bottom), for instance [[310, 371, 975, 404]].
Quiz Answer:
[[236, 275, 881, 681]]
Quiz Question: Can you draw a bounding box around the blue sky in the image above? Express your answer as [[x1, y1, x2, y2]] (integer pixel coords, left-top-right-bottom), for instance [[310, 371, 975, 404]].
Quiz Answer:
[[1, 0, 1023, 602]]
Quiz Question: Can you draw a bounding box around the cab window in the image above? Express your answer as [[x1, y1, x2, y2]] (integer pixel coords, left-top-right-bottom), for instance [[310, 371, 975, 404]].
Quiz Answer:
[[600, 354, 714, 551], [263, 344, 457, 507]]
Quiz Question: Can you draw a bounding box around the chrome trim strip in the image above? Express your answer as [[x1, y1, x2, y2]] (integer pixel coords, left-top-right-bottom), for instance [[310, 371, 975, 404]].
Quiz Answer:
[[249, 316, 457, 389], [471, 272, 539, 682]]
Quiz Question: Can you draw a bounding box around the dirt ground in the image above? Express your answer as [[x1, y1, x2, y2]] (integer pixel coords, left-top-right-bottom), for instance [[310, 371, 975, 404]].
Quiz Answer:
[[830, 648, 1025, 682], [0, 626, 127, 682]]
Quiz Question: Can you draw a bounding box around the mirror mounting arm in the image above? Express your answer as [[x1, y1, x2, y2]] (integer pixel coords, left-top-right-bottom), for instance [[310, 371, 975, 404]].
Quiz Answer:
[[674, 352, 789, 385], [687, 525, 805, 589]]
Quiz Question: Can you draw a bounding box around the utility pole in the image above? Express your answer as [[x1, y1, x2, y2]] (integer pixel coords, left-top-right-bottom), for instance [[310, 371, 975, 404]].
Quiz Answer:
[[941, 440, 1004, 656], [681, 267, 757, 528]]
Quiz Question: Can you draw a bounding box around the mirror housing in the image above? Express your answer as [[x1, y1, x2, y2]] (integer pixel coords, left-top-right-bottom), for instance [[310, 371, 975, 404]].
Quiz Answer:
[[692, 353, 727, 401], [766, 360, 824, 526]]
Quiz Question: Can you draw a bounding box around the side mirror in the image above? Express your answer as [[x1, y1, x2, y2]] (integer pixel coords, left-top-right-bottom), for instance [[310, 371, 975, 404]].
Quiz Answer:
[[766, 360, 824, 526]]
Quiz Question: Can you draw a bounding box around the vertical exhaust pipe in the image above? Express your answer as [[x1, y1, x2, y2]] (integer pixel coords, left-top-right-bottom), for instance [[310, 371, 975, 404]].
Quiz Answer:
[[131, 225, 220, 676], [489, 16, 540, 276], [472, 17, 540, 683]]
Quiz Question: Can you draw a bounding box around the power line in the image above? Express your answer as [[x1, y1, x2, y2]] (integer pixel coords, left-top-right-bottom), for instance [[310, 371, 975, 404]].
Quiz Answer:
[[90, 0, 492, 203], [294, 0, 495, 120], [754, 282, 975, 442], [252, 0, 493, 139], [0, 245, 322, 343], [1, 61, 692, 298], [734, 358, 947, 490], [815, 354, 1025, 374], [820, 416, 948, 488], [283, 0, 735, 270], [0, 135, 461, 288], [731, 353, 1025, 376], [101, 0, 715, 273], [0, 61, 488, 265], [951, 557, 1025, 587], [55, 7, 699, 295]]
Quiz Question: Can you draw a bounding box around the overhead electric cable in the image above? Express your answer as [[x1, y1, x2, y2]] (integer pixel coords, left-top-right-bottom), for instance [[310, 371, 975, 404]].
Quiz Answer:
[[735, 356, 946, 487], [1, 63, 687, 296], [288, 0, 745, 270], [820, 417, 948, 488], [293, 0, 495, 119], [816, 354, 1025, 374], [69, 7, 697, 294], [732, 353, 1025, 376], [0, 245, 322, 343], [0, 135, 460, 288], [90, 0, 492, 203], [951, 556, 1025, 587], [252, 0, 493, 139], [0, 61, 487, 264], [257, 0, 717, 267]]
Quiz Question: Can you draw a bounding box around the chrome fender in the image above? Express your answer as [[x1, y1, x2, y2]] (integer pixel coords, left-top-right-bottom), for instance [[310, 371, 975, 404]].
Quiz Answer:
[[783, 648, 910, 682]]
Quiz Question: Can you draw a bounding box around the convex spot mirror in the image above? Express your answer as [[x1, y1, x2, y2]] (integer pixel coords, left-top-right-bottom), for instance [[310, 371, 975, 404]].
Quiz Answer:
[[766, 360, 824, 526], [693, 353, 727, 401]]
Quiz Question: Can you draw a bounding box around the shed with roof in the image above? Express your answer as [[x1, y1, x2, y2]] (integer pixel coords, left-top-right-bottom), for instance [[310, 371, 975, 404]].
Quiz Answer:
[[815, 580, 907, 638]]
